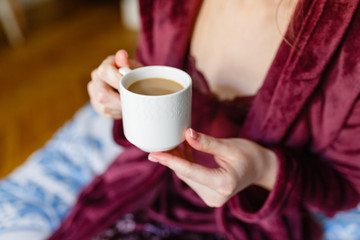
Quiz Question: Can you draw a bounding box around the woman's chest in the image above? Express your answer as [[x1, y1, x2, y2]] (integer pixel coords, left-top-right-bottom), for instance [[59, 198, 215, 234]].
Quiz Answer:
[[190, 0, 295, 100]]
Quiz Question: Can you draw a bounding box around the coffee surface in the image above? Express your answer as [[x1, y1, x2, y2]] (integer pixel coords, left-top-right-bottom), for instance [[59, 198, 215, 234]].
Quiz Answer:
[[127, 78, 184, 95]]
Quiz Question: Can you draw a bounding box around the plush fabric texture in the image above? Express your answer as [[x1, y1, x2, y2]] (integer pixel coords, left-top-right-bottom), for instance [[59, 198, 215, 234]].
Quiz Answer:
[[48, 0, 360, 239]]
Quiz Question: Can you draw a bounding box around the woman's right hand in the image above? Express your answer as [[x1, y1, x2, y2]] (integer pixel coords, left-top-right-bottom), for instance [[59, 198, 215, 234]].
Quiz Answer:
[[87, 49, 143, 119]]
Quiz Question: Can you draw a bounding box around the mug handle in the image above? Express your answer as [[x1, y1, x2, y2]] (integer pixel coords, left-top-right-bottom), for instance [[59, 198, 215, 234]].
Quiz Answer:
[[118, 67, 132, 90], [118, 67, 132, 76]]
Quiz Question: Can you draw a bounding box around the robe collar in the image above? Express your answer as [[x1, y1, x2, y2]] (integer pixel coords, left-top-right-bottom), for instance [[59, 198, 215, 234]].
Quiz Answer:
[[243, 0, 360, 143]]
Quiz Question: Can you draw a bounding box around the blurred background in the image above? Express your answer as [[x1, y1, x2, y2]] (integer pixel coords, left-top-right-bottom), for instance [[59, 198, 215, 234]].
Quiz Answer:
[[0, 0, 139, 177]]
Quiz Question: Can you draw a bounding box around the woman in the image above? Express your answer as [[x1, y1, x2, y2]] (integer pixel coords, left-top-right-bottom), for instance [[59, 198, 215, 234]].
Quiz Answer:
[[49, 0, 360, 239]]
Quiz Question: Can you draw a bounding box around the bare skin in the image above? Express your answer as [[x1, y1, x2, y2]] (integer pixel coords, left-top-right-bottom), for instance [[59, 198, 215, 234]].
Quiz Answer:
[[191, 0, 297, 99], [88, 0, 298, 207]]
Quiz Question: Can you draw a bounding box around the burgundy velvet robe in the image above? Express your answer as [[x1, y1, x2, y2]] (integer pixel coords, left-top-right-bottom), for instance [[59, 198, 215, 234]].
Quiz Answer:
[[49, 0, 360, 239]]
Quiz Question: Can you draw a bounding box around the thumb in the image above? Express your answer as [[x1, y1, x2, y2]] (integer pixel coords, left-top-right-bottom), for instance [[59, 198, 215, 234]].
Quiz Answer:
[[114, 49, 130, 68], [185, 128, 228, 157]]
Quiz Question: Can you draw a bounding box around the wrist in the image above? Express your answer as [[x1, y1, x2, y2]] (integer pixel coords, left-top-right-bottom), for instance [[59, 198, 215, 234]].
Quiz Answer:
[[255, 148, 278, 190]]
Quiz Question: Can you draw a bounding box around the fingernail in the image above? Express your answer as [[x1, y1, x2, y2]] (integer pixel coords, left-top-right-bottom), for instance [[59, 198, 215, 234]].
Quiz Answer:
[[120, 49, 128, 58], [148, 155, 158, 162], [189, 128, 199, 140]]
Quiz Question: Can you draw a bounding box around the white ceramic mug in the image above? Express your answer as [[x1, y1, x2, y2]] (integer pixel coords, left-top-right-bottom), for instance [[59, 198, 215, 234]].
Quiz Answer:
[[118, 66, 192, 152]]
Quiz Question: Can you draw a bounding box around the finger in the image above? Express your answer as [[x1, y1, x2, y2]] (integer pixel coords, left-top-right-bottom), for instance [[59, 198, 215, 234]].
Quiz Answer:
[[166, 146, 186, 159], [176, 172, 228, 208], [185, 128, 229, 158], [89, 73, 121, 107], [115, 49, 130, 68], [116, 50, 143, 70], [89, 98, 122, 119], [148, 152, 226, 189], [88, 95, 122, 119], [155, 149, 228, 207], [98, 56, 122, 89], [184, 141, 194, 163], [88, 79, 122, 118]]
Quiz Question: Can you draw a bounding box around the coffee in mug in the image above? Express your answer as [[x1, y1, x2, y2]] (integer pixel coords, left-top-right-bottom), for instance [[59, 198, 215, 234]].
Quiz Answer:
[[127, 78, 184, 96]]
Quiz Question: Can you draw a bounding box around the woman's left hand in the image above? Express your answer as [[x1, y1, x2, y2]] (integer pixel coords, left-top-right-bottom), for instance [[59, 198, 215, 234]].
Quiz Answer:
[[148, 128, 278, 208]]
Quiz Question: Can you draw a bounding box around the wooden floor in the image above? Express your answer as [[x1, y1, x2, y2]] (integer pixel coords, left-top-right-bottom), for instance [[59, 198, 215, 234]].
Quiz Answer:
[[0, 0, 138, 177]]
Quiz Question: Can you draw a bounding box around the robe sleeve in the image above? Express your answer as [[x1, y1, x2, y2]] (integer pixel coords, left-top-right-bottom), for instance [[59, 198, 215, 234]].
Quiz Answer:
[[113, 119, 132, 147], [228, 96, 360, 221]]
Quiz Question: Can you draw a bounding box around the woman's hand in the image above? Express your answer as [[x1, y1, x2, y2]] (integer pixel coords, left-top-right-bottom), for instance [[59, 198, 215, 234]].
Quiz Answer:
[[87, 49, 143, 119], [148, 128, 278, 208]]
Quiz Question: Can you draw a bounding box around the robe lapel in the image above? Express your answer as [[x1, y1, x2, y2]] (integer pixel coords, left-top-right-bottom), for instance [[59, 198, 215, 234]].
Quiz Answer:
[[138, 0, 203, 67], [243, 0, 360, 143]]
